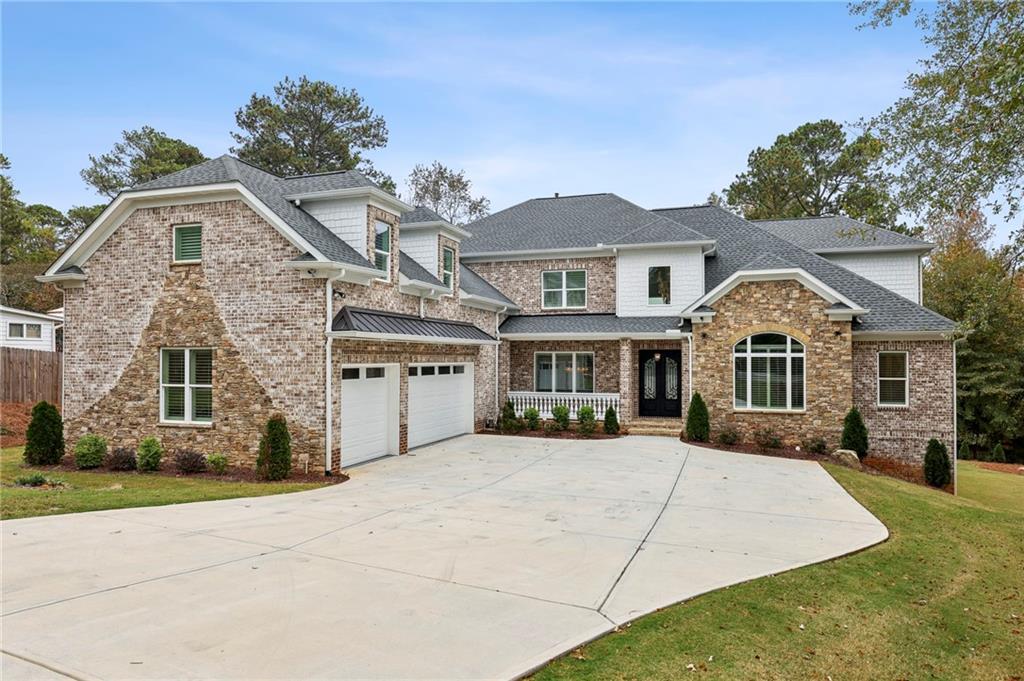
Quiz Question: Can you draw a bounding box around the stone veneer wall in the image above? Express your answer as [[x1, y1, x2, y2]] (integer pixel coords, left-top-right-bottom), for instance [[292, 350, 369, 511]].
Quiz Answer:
[[507, 340, 620, 393], [852, 339, 955, 462], [690, 280, 853, 448], [467, 257, 616, 314], [62, 200, 326, 467]]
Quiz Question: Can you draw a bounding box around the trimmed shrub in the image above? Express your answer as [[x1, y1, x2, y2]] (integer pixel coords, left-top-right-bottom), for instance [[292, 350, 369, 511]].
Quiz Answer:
[[256, 414, 292, 481], [716, 426, 739, 446], [551, 404, 570, 431], [685, 392, 710, 442], [523, 407, 541, 431], [175, 450, 207, 474], [991, 442, 1006, 463], [74, 434, 107, 469], [500, 400, 522, 433], [137, 437, 163, 472], [802, 437, 828, 455], [958, 440, 972, 461], [107, 447, 137, 471], [578, 406, 596, 436], [924, 439, 951, 488], [15, 473, 47, 487], [207, 453, 229, 475], [24, 401, 64, 465], [841, 407, 869, 460], [603, 405, 620, 435], [754, 427, 782, 451]]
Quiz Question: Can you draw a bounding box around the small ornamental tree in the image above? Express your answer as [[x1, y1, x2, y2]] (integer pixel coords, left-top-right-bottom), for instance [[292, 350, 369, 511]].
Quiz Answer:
[[991, 442, 1006, 463], [924, 438, 951, 488], [685, 392, 710, 442], [24, 401, 64, 465], [841, 407, 869, 460], [500, 400, 521, 433], [603, 405, 620, 435], [256, 414, 292, 481], [958, 440, 972, 461]]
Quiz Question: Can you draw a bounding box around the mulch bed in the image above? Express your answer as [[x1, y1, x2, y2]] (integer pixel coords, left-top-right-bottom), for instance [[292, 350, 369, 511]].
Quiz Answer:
[[681, 437, 829, 462], [0, 402, 37, 448], [975, 461, 1024, 475], [29, 455, 347, 485], [481, 428, 622, 440]]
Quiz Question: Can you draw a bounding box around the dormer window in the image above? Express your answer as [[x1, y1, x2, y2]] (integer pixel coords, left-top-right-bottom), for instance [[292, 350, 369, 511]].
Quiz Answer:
[[442, 247, 455, 288], [374, 221, 391, 276]]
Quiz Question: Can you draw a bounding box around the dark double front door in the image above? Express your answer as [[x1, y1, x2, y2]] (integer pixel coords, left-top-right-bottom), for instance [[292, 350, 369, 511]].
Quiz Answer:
[[638, 350, 682, 417]]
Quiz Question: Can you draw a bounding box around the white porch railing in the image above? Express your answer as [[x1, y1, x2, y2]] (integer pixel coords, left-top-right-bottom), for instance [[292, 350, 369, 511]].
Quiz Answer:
[[507, 391, 621, 420]]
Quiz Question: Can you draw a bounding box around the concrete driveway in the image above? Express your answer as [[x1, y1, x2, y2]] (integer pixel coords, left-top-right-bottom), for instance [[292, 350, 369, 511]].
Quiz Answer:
[[1, 435, 887, 680]]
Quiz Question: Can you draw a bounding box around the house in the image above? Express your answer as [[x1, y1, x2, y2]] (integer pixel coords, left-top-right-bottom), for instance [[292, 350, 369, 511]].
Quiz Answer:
[[39, 155, 955, 471], [0, 305, 62, 352]]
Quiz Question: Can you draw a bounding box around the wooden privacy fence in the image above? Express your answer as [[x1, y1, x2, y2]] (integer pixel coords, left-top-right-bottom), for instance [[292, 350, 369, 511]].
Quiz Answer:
[[1, 348, 62, 405]]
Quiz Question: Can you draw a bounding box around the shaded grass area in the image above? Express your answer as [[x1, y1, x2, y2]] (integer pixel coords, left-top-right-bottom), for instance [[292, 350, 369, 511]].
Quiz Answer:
[[536, 462, 1023, 680], [0, 446, 332, 520]]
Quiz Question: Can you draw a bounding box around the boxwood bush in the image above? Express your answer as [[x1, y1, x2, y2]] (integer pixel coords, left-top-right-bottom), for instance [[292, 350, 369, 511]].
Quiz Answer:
[[24, 401, 64, 465], [207, 453, 229, 475], [577, 406, 596, 436], [500, 400, 522, 433], [74, 434, 107, 469], [551, 404, 570, 430], [137, 437, 163, 472], [523, 407, 540, 431]]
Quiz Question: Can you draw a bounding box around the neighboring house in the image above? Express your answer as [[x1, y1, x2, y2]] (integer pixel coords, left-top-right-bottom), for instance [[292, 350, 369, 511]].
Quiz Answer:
[[0, 306, 62, 352], [39, 155, 955, 470]]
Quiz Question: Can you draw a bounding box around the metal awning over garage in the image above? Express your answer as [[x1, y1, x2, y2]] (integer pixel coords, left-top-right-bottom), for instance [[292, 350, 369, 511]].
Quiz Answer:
[[330, 306, 498, 345]]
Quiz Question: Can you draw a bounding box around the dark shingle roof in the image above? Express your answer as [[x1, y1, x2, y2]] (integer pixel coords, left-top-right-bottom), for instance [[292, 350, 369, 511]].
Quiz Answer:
[[399, 251, 445, 287], [459, 264, 518, 308], [462, 193, 710, 254], [132, 156, 376, 268], [755, 216, 932, 252], [401, 206, 447, 225], [653, 206, 953, 333], [500, 314, 682, 335], [332, 306, 495, 342]]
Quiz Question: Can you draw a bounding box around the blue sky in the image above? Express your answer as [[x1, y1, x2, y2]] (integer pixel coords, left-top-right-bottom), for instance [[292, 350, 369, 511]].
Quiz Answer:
[[8, 2, 1002, 239]]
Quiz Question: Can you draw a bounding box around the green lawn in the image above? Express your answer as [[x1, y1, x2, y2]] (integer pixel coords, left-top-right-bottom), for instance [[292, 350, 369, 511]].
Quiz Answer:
[[536, 461, 1024, 681], [0, 446, 332, 520]]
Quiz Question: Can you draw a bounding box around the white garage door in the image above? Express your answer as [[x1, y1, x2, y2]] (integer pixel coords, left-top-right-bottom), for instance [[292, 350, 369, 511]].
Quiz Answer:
[[408, 363, 474, 449], [340, 365, 398, 467]]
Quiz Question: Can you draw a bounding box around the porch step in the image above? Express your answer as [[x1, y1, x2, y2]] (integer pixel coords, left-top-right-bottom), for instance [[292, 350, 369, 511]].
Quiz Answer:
[[629, 419, 682, 437]]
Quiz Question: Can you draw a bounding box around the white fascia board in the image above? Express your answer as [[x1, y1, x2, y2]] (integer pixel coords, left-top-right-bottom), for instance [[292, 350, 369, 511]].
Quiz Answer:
[[45, 182, 335, 276], [401, 220, 473, 240], [284, 186, 413, 215], [398, 273, 449, 299], [0, 306, 65, 322], [852, 330, 952, 341], [600, 239, 717, 252], [499, 331, 686, 341], [682, 268, 867, 317], [814, 244, 934, 255], [282, 260, 380, 285], [328, 330, 498, 346], [35, 272, 88, 286], [460, 247, 613, 262], [459, 293, 519, 312]]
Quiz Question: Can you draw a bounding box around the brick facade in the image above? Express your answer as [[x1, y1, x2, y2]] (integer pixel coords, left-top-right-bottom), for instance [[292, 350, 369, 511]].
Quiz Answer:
[[690, 280, 853, 449], [467, 256, 616, 314], [507, 340, 620, 393], [852, 339, 955, 462]]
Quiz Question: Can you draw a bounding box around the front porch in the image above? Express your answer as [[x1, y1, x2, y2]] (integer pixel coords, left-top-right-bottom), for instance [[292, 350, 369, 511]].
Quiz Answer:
[[503, 338, 690, 424]]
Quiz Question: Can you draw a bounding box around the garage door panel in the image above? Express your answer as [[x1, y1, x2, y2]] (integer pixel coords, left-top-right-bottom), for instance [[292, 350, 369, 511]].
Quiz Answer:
[[408, 364, 474, 449], [340, 367, 395, 467]]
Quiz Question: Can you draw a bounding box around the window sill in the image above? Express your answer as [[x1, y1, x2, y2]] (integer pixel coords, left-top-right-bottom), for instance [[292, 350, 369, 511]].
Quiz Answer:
[[540, 307, 588, 312], [732, 408, 806, 415], [171, 261, 201, 267], [876, 404, 909, 410], [158, 421, 213, 429]]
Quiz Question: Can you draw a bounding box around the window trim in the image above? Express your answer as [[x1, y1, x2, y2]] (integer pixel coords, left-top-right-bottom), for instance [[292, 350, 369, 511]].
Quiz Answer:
[[877, 350, 910, 408], [172, 224, 203, 264], [441, 246, 456, 289], [732, 334, 806, 413], [373, 220, 392, 279], [8, 323, 24, 338], [532, 351, 595, 393], [540, 269, 587, 310], [647, 265, 672, 306], [159, 347, 214, 426]]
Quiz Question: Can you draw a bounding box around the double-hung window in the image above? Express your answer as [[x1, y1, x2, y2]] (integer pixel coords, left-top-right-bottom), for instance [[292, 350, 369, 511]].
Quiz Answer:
[[648, 266, 671, 305], [534, 352, 594, 393], [374, 221, 391, 275], [541, 270, 586, 309], [734, 333, 804, 410], [173, 224, 202, 263], [442, 247, 455, 288], [878, 351, 909, 406], [161, 348, 213, 424]]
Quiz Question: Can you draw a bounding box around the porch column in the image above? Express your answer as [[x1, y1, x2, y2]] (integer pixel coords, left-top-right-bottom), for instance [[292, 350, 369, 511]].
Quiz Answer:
[[618, 338, 633, 424]]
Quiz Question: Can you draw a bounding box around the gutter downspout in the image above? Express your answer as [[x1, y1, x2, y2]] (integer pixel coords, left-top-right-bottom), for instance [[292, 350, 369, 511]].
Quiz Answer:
[[952, 335, 964, 496], [688, 333, 694, 402], [324, 276, 337, 476]]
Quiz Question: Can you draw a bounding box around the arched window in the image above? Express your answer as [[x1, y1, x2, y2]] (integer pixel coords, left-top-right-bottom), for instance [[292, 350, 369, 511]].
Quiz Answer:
[[733, 333, 805, 411]]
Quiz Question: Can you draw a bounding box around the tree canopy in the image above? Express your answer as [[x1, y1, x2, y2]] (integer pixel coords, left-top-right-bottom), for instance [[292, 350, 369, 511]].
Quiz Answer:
[[405, 162, 490, 226], [851, 1, 1023, 231], [231, 76, 393, 191], [81, 126, 207, 198], [721, 119, 907, 232]]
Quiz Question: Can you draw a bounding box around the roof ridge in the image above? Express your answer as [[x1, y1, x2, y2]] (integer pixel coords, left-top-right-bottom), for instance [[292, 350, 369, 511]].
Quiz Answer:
[[751, 215, 849, 222], [533, 192, 613, 201], [650, 203, 714, 212], [282, 167, 364, 180]]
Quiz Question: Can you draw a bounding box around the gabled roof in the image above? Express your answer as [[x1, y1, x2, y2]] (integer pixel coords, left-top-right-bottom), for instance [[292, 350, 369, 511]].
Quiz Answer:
[[754, 215, 933, 253], [653, 205, 954, 333], [462, 193, 711, 255], [459, 264, 518, 309], [0, 305, 63, 322], [399, 251, 445, 288], [401, 206, 446, 225]]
